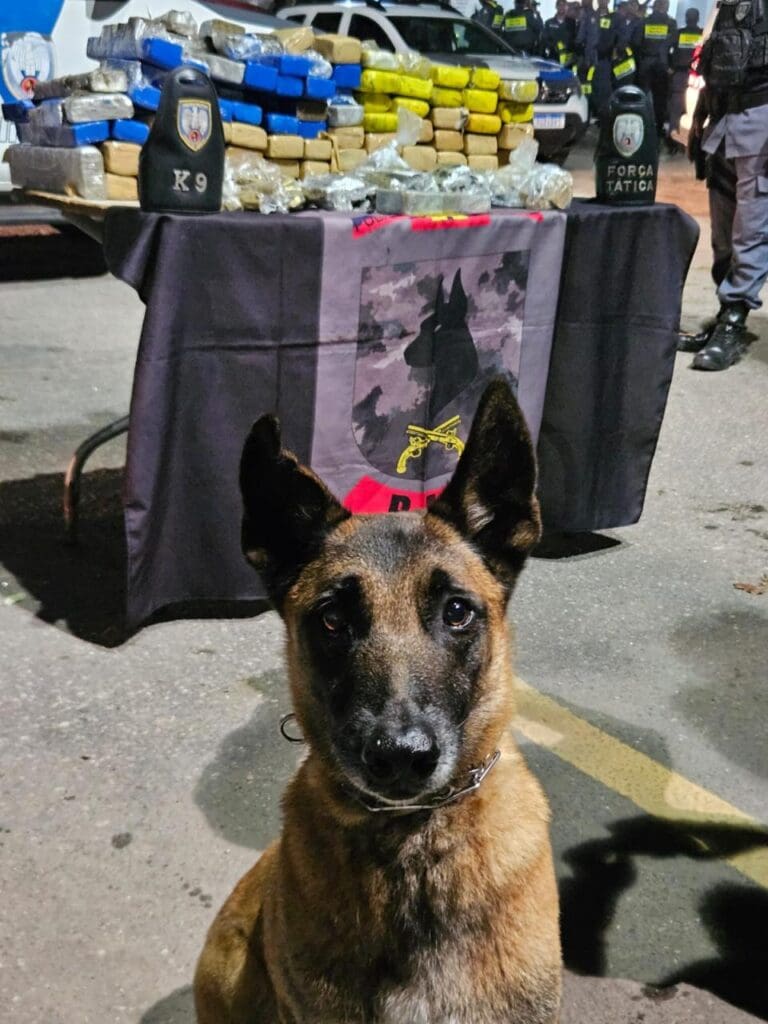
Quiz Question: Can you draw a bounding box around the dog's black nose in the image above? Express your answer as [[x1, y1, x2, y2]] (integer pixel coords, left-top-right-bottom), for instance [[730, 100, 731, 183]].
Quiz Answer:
[[362, 726, 440, 792]]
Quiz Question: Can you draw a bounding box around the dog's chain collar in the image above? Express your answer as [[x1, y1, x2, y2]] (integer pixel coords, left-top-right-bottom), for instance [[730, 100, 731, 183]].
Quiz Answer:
[[350, 749, 502, 815], [280, 717, 501, 816]]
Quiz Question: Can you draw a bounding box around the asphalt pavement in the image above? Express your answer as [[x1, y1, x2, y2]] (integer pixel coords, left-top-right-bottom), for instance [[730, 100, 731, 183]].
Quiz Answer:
[[0, 137, 766, 1024]]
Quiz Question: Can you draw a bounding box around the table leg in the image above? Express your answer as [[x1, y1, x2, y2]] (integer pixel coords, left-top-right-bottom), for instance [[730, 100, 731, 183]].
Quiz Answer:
[[63, 415, 130, 544]]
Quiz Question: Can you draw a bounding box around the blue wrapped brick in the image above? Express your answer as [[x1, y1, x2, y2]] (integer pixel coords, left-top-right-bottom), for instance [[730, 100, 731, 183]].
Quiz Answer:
[[304, 77, 335, 100], [111, 119, 150, 144], [19, 121, 110, 146], [266, 112, 299, 135], [332, 64, 362, 89], [141, 37, 185, 69], [275, 75, 303, 97], [257, 53, 315, 77], [232, 101, 262, 126], [128, 83, 162, 111], [243, 61, 278, 93], [218, 98, 235, 122], [296, 120, 328, 139]]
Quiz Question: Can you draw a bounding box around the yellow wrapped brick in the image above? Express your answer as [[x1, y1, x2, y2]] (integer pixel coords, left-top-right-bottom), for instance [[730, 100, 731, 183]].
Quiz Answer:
[[467, 154, 499, 171], [430, 106, 467, 130], [360, 92, 393, 112], [466, 113, 501, 134], [272, 158, 301, 179], [364, 132, 397, 153], [498, 79, 538, 103], [499, 101, 534, 123], [463, 88, 498, 113], [337, 148, 368, 172], [304, 138, 332, 161], [397, 74, 433, 100], [433, 129, 464, 152], [402, 145, 437, 171], [470, 67, 500, 90], [363, 111, 399, 133], [228, 122, 268, 151], [419, 118, 434, 143], [392, 96, 430, 118], [497, 122, 535, 150], [266, 134, 304, 160], [359, 69, 401, 94], [437, 151, 468, 166], [463, 133, 498, 155], [431, 86, 464, 108], [300, 160, 331, 178], [431, 64, 470, 88], [102, 141, 140, 177]]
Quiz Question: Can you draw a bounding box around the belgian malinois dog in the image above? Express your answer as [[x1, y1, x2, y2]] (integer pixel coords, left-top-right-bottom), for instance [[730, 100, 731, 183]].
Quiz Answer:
[[194, 379, 561, 1024]]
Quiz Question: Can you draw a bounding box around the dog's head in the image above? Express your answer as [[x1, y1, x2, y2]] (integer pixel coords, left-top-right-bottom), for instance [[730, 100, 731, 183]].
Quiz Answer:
[[240, 380, 541, 808]]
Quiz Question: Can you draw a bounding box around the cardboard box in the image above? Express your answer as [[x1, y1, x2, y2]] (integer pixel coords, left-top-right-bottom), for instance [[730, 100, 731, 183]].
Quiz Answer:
[[430, 107, 466, 131], [271, 158, 301, 179], [497, 122, 535, 150], [102, 140, 140, 177], [433, 129, 463, 152], [312, 34, 362, 63], [436, 151, 468, 166], [337, 148, 368, 172], [463, 133, 498, 156], [401, 145, 437, 172], [105, 172, 138, 201], [467, 154, 499, 171], [266, 134, 304, 160], [364, 132, 397, 153], [304, 138, 332, 161], [300, 160, 331, 178], [227, 122, 268, 151]]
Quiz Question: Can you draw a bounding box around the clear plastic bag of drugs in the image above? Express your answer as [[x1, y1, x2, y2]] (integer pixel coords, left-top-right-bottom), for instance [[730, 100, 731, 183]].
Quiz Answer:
[[361, 44, 399, 70], [213, 31, 284, 60], [302, 173, 374, 210], [304, 50, 334, 79], [224, 151, 304, 213], [398, 51, 432, 79]]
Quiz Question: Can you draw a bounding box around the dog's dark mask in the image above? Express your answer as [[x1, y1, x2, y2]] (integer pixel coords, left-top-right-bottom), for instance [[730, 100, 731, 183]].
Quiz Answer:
[[239, 380, 541, 804]]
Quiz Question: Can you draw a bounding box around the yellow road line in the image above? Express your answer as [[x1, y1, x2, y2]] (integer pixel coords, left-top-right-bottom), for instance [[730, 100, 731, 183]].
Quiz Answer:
[[513, 679, 768, 889]]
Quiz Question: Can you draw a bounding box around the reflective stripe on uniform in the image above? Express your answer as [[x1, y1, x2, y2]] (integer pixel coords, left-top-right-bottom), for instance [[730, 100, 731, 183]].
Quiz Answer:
[[613, 56, 636, 77], [677, 31, 701, 46], [599, 16, 611, 28], [644, 22, 669, 36], [504, 15, 527, 29]]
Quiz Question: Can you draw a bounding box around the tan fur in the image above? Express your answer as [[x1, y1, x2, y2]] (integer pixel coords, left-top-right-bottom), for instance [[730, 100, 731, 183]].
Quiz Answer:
[[195, 506, 561, 1024]]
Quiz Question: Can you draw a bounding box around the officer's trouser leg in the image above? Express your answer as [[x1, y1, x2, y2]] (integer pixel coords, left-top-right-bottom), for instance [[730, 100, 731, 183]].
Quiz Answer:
[[706, 146, 736, 287], [668, 69, 688, 134], [717, 145, 768, 309], [593, 59, 613, 121], [650, 63, 669, 135]]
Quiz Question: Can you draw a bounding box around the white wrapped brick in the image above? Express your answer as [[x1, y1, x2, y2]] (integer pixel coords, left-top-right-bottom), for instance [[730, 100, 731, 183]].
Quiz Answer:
[[6, 144, 106, 201], [33, 66, 129, 100], [202, 52, 245, 85], [65, 91, 134, 123]]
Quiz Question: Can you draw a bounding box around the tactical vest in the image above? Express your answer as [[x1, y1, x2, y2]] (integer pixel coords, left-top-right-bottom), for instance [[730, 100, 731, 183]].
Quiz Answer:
[[503, 10, 537, 49], [700, 0, 768, 89], [673, 25, 703, 68]]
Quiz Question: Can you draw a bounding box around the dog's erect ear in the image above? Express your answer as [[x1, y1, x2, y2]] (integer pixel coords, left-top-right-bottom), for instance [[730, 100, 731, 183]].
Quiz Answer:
[[240, 416, 350, 608], [428, 379, 541, 594]]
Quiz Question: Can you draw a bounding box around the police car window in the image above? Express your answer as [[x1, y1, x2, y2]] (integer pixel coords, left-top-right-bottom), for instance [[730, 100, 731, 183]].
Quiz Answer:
[[388, 16, 508, 55], [310, 12, 342, 32], [348, 14, 395, 50]]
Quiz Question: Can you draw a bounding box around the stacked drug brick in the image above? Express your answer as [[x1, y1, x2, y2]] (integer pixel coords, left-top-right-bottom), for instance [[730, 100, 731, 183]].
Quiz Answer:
[[2, 10, 365, 199]]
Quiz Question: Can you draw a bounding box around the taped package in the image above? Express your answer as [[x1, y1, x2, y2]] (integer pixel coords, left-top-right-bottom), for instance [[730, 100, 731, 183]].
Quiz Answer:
[[431, 64, 470, 89], [300, 159, 331, 178], [397, 75, 433, 101], [329, 124, 365, 148], [499, 101, 534, 123], [266, 135, 304, 160], [401, 145, 437, 172], [273, 26, 315, 54], [105, 172, 138, 201], [87, 17, 172, 61], [33, 66, 128, 100], [497, 122, 535, 150], [433, 129, 464, 152], [465, 113, 501, 135], [498, 79, 538, 103], [203, 53, 246, 85], [212, 31, 282, 61], [364, 132, 398, 153], [313, 34, 362, 64], [361, 93, 392, 112], [393, 96, 430, 118], [363, 112, 399, 133], [437, 151, 468, 166], [431, 87, 463, 108], [418, 119, 434, 143], [223, 150, 304, 212], [462, 88, 498, 114], [225, 122, 268, 150], [6, 143, 106, 200], [359, 69, 401, 94], [102, 140, 141, 177], [328, 100, 364, 127], [470, 67, 500, 90], [468, 154, 499, 171], [19, 121, 110, 147], [361, 45, 399, 70], [431, 107, 467, 130], [304, 138, 332, 160], [464, 133, 498, 156], [336, 148, 368, 172]]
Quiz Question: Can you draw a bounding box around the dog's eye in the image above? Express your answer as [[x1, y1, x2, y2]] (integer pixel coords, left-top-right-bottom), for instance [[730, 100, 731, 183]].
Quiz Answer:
[[320, 604, 345, 636], [443, 598, 474, 630]]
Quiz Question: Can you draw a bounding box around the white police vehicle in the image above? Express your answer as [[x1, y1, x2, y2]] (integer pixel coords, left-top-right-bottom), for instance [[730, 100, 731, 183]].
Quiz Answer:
[[0, 0, 292, 191], [277, 0, 588, 161]]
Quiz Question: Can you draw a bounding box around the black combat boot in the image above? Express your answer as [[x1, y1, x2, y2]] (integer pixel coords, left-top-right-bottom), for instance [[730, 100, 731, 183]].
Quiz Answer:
[[678, 323, 714, 352], [691, 302, 749, 371]]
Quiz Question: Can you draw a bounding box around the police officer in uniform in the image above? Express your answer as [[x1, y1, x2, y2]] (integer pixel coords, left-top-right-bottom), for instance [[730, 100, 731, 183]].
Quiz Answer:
[[668, 7, 702, 134], [611, 0, 638, 86], [593, 0, 618, 118], [473, 0, 505, 33], [542, 0, 577, 65], [681, 0, 768, 369], [631, 0, 677, 138], [576, 0, 600, 111], [503, 0, 540, 52]]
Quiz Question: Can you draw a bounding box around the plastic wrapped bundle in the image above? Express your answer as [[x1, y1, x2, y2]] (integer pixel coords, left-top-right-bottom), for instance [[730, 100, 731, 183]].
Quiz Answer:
[[87, 18, 171, 61], [489, 138, 573, 210], [66, 91, 134, 123], [398, 52, 432, 78], [361, 45, 399, 70], [431, 64, 470, 88], [328, 98, 364, 127], [200, 18, 244, 38], [223, 150, 304, 213], [33, 65, 129, 100], [301, 172, 373, 210], [101, 59, 148, 89], [304, 51, 333, 79], [158, 10, 198, 37], [19, 121, 110, 146], [6, 143, 106, 200], [212, 31, 283, 61], [201, 53, 246, 85], [498, 79, 538, 103]]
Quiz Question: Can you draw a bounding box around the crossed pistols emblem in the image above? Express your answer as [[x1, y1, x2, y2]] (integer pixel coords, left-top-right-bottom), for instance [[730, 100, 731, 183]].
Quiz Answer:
[[396, 415, 465, 474]]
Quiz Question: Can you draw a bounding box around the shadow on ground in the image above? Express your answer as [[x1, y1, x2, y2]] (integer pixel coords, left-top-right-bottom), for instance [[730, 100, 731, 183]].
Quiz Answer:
[[139, 985, 195, 1023], [561, 815, 768, 1021], [0, 225, 107, 281]]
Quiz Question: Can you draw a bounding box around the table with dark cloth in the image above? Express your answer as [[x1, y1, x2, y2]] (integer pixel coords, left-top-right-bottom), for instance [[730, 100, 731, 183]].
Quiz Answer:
[[103, 202, 697, 626]]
